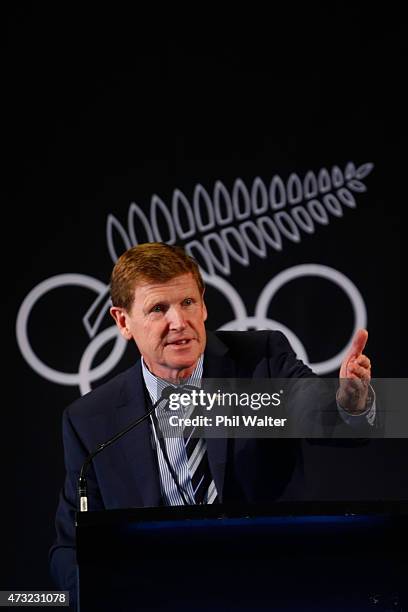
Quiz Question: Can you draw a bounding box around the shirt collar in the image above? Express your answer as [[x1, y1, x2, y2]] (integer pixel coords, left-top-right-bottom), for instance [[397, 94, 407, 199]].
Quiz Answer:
[[141, 354, 204, 404]]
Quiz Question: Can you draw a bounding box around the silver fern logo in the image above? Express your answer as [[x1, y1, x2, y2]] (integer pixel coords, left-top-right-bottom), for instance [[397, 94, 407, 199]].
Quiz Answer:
[[106, 161, 372, 274], [16, 161, 373, 394]]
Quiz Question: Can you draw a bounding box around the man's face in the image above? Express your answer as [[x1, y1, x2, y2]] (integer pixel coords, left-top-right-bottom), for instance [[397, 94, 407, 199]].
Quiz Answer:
[[111, 273, 207, 380]]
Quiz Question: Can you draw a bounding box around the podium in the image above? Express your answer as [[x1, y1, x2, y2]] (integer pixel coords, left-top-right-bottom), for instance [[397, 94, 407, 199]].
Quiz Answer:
[[76, 501, 408, 611]]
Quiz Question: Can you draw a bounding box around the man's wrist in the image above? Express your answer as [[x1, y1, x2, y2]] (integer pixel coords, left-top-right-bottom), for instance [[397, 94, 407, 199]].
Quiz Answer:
[[336, 384, 374, 415], [336, 384, 376, 426]]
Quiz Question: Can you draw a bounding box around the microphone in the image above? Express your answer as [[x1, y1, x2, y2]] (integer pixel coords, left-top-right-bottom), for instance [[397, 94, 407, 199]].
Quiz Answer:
[[77, 385, 175, 512]]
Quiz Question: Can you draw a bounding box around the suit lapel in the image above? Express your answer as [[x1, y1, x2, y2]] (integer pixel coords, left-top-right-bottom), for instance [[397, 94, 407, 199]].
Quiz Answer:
[[203, 331, 236, 503], [111, 363, 162, 507], [105, 332, 235, 507]]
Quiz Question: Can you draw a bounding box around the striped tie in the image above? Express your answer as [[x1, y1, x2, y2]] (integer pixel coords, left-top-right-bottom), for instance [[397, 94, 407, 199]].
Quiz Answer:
[[183, 404, 218, 505]]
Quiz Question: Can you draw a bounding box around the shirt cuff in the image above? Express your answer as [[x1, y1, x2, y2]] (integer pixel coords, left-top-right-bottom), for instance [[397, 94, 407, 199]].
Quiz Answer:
[[337, 384, 376, 426]]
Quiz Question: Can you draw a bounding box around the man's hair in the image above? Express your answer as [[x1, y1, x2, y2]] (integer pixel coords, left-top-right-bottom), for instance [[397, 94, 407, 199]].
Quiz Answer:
[[110, 242, 205, 310]]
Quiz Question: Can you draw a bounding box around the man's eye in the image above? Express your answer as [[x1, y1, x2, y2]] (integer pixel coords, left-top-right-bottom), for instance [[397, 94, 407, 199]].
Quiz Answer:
[[183, 298, 193, 306], [151, 304, 163, 313]]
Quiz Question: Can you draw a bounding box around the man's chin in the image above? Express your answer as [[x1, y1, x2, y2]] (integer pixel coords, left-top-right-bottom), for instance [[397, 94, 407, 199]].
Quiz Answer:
[[165, 354, 200, 377], [169, 357, 197, 371]]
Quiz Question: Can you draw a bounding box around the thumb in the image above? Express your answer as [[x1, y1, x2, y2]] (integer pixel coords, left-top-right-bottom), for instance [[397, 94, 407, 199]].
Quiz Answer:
[[347, 328, 368, 359], [340, 329, 368, 377]]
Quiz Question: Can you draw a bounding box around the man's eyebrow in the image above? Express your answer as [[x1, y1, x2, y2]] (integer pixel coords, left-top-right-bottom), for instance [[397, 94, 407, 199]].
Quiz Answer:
[[143, 298, 168, 310]]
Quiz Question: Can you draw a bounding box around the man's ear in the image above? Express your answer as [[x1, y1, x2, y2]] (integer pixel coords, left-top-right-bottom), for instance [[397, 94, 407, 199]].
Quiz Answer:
[[110, 306, 132, 340], [201, 291, 208, 322]]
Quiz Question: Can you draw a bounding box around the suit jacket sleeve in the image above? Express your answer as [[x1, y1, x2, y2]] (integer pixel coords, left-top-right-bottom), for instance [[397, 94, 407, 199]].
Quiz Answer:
[[265, 331, 357, 436]]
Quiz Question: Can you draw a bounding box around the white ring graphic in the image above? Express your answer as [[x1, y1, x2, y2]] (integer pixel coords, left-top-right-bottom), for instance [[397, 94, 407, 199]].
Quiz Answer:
[[202, 274, 309, 363], [78, 325, 127, 394], [16, 274, 127, 386], [255, 264, 367, 373], [201, 272, 247, 322]]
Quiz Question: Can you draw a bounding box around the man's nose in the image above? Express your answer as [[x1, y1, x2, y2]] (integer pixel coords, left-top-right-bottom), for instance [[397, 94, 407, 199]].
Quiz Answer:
[[167, 306, 187, 330]]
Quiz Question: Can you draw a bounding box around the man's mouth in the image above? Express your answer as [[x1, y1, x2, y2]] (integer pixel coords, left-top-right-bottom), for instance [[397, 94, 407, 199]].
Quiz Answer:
[[166, 338, 193, 346]]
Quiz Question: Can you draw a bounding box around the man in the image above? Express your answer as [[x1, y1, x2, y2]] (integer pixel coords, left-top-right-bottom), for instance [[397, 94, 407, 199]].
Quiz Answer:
[[50, 242, 374, 597]]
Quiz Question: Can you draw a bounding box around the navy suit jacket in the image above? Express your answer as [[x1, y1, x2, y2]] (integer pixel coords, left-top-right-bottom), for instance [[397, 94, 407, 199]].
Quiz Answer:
[[49, 330, 343, 597]]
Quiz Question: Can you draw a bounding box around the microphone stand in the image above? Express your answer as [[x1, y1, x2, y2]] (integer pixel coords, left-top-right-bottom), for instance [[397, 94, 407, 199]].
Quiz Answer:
[[77, 386, 175, 512]]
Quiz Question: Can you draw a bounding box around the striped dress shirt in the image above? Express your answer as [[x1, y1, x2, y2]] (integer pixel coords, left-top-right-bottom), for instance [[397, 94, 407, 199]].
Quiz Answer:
[[142, 355, 218, 505]]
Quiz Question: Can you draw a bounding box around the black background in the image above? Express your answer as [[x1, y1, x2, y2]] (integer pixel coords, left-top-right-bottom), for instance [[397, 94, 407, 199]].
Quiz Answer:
[[4, 5, 408, 595]]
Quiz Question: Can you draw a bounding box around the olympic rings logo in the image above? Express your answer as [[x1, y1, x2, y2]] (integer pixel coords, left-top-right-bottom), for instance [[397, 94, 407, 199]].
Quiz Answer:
[[16, 265, 366, 395]]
